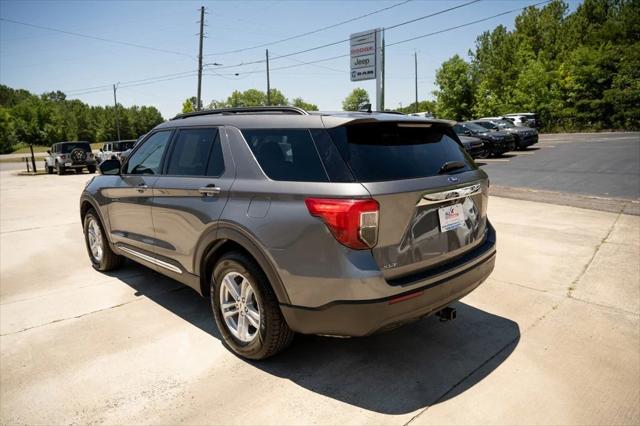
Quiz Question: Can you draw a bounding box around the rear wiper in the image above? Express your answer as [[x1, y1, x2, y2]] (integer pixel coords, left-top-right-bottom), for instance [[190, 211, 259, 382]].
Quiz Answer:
[[438, 161, 466, 174]]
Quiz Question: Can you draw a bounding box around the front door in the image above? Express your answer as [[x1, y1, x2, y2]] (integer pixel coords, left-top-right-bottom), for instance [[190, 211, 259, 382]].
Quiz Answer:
[[152, 127, 233, 274], [105, 130, 173, 254]]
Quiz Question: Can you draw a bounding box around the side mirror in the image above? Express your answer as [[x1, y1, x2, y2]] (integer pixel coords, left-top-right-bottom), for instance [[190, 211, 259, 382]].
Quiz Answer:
[[46, 150, 51, 154], [99, 159, 121, 175]]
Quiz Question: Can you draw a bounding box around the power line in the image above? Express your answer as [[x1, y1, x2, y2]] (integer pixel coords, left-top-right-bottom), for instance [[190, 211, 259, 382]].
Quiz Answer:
[[205, 0, 413, 56], [0, 17, 195, 59], [209, 0, 551, 78], [387, 0, 552, 47], [204, 0, 480, 72]]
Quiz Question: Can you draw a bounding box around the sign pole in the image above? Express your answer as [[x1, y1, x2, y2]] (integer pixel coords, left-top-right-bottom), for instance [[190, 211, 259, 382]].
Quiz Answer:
[[375, 28, 383, 111]]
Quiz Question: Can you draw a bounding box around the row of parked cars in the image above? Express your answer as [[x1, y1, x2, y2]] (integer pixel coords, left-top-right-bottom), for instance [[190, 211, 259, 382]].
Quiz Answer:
[[44, 139, 138, 175], [454, 116, 539, 159]]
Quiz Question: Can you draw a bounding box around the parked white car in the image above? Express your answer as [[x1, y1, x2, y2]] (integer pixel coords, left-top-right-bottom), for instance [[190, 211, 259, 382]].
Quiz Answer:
[[97, 140, 136, 163], [503, 113, 539, 128]]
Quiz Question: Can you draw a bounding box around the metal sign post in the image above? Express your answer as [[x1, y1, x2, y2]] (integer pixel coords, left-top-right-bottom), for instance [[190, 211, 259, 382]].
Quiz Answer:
[[350, 28, 384, 110]]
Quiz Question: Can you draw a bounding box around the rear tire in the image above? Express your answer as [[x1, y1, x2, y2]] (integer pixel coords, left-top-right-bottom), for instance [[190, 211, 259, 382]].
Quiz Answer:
[[211, 251, 294, 360], [83, 209, 124, 272]]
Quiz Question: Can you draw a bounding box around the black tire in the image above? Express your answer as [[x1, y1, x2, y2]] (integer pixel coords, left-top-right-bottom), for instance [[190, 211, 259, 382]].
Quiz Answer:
[[56, 163, 65, 175], [75, 168, 82, 174], [211, 251, 294, 360], [46, 164, 53, 174], [87, 165, 96, 174], [476, 147, 490, 159], [83, 209, 124, 272]]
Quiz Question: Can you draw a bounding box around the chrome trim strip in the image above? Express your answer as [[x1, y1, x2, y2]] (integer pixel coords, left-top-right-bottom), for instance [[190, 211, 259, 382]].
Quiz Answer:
[[118, 246, 182, 274], [417, 183, 482, 206]]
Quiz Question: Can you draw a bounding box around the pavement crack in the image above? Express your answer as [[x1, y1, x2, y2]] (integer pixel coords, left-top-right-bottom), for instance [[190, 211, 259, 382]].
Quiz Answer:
[[567, 212, 622, 298], [0, 287, 186, 337], [0, 300, 141, 337]]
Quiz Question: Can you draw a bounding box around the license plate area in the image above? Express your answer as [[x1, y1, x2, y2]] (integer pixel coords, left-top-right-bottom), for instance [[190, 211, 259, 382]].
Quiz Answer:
[[438, 203, 465, 232]]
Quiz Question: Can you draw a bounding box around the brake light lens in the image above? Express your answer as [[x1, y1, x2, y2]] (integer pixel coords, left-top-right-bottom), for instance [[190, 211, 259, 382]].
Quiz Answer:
[[305, 198, 379, 249]]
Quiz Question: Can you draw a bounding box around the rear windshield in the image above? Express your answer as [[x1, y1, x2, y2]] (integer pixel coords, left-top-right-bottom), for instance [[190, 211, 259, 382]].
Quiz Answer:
[[327, 123, 473, 182], [60, 142, 91, 153], [473, 121, 497, 130]]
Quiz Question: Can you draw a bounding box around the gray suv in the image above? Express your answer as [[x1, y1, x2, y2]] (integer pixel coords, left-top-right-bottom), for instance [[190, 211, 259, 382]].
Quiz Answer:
[[80, 107, 496, 359]]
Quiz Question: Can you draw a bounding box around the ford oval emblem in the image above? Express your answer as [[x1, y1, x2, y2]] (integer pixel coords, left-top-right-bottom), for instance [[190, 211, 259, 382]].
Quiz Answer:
[[448, 176, 459, 183]]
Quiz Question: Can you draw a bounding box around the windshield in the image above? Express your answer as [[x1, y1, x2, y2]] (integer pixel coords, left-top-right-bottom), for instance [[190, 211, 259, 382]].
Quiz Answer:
[[113, 141, 134, 151], [496, 119, 515, 128], [462, 122, 489, 133], [327, 122, 473, 182], [474, 121, 498, 130], [60, 142, 91, 153]]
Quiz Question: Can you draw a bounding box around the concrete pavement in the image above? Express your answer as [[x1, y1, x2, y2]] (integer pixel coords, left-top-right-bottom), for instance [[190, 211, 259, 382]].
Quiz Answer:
[[0, 171, 638, 425]]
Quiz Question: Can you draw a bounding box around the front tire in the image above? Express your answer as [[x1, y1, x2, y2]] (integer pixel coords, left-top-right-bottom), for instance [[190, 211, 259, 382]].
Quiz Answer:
[[56, 163, 65, 175], [83, 209, 124, 271], [211, 252, 294, 360], [87, 165, 96, 174]]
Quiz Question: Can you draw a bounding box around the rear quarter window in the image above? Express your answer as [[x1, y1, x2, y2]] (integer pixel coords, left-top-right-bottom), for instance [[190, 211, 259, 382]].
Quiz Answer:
[[327, 122, 473, 182], [241, 129, 329, 182]]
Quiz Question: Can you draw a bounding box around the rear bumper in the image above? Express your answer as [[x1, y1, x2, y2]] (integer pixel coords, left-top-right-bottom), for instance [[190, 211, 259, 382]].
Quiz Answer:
[[281, 224, 496, 336]]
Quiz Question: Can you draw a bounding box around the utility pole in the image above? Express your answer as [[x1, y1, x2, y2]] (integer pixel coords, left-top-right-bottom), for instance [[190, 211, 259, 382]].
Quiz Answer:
[[112, 83, 121, 140], [196, 6, 205, 111], [375, 28, 385, 111], [265, 49, 271, 106], [414, 52, 418, 113]]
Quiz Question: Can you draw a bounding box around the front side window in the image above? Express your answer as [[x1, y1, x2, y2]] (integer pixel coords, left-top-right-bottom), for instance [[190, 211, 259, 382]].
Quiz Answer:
[[241, 129, 328, 182], [123, 131, 171, 175], [165, 128, 224, 176]]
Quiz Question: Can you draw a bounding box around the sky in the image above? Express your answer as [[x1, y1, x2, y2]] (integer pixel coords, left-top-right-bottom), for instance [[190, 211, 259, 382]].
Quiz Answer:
[[0, 0, 580, 119]]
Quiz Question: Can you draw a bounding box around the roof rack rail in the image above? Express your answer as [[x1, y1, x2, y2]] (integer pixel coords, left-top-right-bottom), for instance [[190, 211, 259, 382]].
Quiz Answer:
[[171, 106, 308, 120]]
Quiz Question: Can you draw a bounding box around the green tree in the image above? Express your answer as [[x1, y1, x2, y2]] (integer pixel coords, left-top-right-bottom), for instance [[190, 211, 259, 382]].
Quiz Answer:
[[342, 88, 370, 111], [434, 55, 474, 120], [181, 97, 197, 113], [291, 97, 318, 111], [395, 100, 436, 115], [0, 107, 17, 153]]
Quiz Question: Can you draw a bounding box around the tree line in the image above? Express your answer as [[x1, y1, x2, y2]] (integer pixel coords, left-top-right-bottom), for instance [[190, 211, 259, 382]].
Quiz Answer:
[[0, 85, 164, 154], [433, 0, 639, 130], [182, 88, 319, 113]]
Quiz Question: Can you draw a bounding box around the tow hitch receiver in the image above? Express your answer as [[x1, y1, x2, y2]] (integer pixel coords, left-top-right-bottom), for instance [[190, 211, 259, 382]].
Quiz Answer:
[[436, 306, 457, 322]]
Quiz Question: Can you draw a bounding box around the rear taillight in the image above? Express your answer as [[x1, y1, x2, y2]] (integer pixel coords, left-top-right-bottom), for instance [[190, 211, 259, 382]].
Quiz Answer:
[[59, 155, 66, 160], [305, 198, 379, 249]]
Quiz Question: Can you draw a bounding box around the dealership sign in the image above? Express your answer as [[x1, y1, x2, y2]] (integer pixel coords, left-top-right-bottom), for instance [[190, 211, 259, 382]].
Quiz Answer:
[[350, 29, 380, 82]]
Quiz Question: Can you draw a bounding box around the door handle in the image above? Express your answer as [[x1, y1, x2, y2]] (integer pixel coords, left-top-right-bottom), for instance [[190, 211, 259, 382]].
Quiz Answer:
[[199, 186, 221, 197], [137, 183, 148, 193]]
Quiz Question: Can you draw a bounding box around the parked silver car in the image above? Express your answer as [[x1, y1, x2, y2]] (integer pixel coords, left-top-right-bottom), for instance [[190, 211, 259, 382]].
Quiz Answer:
[[80, 107, 496, 359]]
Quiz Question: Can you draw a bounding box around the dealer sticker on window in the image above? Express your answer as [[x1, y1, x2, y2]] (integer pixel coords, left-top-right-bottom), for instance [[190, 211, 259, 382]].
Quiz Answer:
[[438, 203, 465, 232]]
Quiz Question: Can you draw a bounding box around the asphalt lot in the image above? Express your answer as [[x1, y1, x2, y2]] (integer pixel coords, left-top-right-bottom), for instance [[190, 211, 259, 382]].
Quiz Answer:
[[482, 132, 640, 199], [1, 133, 639, 425]]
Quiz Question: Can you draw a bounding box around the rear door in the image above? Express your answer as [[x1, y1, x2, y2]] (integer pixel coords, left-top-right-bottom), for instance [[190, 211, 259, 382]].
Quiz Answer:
[[327, 121, 489, 281], [151, 127, 233, 274]]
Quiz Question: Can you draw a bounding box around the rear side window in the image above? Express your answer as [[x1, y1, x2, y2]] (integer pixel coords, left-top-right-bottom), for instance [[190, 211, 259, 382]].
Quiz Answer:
[[242, 129, 328, 182], [327, 123, 473, 182], [165, 128, 224, 176]]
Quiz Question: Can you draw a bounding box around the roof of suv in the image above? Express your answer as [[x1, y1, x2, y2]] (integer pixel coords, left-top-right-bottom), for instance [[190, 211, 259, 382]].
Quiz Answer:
[[156, 107, 454, 130]]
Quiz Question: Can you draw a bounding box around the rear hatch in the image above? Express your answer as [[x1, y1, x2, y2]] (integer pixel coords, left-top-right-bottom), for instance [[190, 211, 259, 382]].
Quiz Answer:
[[326, 120, 489, 282]]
